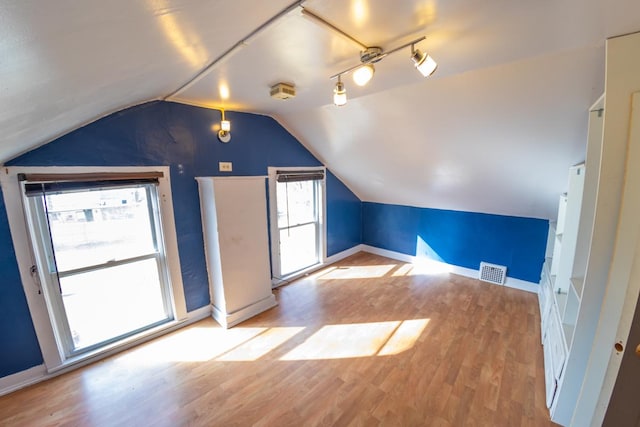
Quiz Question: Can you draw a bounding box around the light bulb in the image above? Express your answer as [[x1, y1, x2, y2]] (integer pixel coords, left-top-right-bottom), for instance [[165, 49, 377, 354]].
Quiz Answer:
[[333, 80, 347, 106], [353, 64, 374, 86], [411, 49, 437, 77]]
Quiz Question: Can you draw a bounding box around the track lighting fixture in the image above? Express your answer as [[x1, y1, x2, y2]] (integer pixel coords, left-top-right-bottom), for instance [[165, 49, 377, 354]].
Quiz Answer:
[[329, 36, 437, 106], [218, 109, 231, 143], [333, 75, 347, 106]]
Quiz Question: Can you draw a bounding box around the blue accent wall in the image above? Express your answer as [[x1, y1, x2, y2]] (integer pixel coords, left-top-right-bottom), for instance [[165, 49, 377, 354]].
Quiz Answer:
[[326, 170, 362, 255], [0, 101, 362, 378], [362, 202, 548, 283], [0, 190, 43, 377]]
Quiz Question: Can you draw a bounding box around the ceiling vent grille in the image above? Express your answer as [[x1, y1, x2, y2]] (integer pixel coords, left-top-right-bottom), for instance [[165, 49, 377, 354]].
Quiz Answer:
[[270, 83, 296, 100], [479, 262, 507, 285]]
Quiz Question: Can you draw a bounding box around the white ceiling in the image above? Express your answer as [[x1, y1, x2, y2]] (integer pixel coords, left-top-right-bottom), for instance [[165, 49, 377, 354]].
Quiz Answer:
[[2, 0, 640, 219]]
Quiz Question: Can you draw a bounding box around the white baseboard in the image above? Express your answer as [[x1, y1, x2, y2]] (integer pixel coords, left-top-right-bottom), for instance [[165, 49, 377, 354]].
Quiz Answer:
[[503, 277, 539, 293], [0, 305, 212, 397], [325, 244, 365, 265], [361, 245, 538, 293], [0, 364, 47, 397], [212, 294, 277, 329], [181, 305, 214, 325]]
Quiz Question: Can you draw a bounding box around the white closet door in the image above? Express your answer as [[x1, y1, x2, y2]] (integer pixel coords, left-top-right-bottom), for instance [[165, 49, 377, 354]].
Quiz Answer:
[[213, 177, 272, 313]]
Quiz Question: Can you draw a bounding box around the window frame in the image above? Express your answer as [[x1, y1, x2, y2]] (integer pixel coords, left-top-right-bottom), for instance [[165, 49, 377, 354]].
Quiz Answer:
[[267, 166, 326, 285], [1, 166, 187, 372]]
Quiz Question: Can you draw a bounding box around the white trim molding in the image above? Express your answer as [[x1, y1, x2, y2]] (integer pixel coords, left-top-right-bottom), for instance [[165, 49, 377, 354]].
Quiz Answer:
[[211, 295, 277, 329], [361, 245, 539, 293], [0, 365, 47, 397], [272, 243, 539, 293], [325, 244, 364, 265]]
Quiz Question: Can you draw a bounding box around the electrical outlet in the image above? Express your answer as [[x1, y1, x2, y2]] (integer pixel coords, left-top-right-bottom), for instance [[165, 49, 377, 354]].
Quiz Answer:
[[219, 162, 232, 172]]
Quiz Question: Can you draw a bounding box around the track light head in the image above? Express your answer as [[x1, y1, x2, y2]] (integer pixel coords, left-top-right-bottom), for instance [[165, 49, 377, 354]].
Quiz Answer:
[[333, 76, 347, 106], [353, 64, 375, 86], [411, 48, 437, 77]]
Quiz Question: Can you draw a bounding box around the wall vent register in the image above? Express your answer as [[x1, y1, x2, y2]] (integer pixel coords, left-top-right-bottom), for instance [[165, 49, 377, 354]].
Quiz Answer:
[[479, 262, 507, 285]]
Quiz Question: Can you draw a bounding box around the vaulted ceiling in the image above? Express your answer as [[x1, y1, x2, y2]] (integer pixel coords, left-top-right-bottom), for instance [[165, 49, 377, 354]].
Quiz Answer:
[[2, 0, 639, 219]]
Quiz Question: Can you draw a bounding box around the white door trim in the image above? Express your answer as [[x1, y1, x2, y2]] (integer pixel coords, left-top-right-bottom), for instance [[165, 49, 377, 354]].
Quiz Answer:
[[585, 92, 640, 425]]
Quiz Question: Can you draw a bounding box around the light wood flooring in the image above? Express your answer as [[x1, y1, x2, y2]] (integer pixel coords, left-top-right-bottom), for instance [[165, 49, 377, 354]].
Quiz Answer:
[[0, 252, 558, 426]]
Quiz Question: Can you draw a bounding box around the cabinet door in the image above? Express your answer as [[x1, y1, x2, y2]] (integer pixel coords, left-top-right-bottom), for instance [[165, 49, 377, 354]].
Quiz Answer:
[[540, 274, 554, 343], [213, 178, 272, 313], [539, 267, 548, 314], [543, 329, 558, 408], [549, 308, 567, 380], [539, 282, 547, 344]]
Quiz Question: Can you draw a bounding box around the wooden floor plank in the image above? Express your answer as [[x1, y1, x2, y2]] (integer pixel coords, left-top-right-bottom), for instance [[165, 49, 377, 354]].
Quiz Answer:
[[0, 252, 559, 426]]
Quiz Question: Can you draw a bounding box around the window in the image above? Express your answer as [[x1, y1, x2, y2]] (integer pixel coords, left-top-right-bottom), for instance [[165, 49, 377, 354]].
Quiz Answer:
[[1, 167, 187, 371], [269, 167, 325, 282]]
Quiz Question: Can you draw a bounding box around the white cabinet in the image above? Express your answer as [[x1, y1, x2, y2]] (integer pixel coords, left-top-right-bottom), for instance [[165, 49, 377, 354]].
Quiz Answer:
[[196, 177, 277, 328], [539, 95, 604, 425], [540, 165, 584, 415], [542, 169, 584, 341], [555, 165, 585, 336]]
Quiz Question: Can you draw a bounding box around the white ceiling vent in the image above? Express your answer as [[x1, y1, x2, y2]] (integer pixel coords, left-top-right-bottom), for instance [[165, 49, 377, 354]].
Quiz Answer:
[[270, 83, 296, 100], [479, 262, 507, 285]]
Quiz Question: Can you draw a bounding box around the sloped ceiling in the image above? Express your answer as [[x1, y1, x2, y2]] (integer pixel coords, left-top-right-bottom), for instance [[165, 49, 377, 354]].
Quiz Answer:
[[2, 0, 640, 219]]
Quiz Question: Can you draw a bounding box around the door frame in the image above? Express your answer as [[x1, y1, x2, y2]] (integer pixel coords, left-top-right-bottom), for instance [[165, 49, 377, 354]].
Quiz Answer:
[[267, 166, 326, 285], [0, 166, 187, 372], [590, 92, 640, 423], [571, 32, 640, 425]]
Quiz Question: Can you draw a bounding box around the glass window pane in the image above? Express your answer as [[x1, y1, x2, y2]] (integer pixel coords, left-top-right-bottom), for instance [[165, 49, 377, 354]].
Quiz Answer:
[[279, 223, 318, 276], [59, 258, 169, 351], [45, 186, 157, 271], [276, 181, 315, 228]]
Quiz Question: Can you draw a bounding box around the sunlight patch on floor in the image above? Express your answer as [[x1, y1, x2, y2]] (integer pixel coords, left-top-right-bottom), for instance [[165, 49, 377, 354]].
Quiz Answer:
[[378, 319, 430, 355], [125, 317, 430, 364], [317, 264, 397, 280], [280, 319, 429, 360], [280, 321, 399, 360], [216, 327, 304, 361], [128, 327, 267, 363]]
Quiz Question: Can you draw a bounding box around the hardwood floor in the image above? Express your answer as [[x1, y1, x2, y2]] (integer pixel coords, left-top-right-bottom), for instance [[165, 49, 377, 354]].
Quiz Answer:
[[0, 252, 558, 426]]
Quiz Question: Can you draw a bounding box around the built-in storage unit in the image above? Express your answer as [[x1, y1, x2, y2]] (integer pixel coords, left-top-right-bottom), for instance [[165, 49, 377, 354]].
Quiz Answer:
[[196, 176, 277, 328], [538, 95, 604, 425]]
